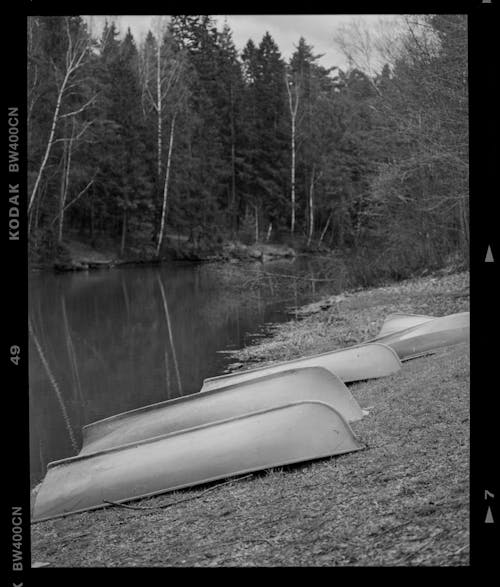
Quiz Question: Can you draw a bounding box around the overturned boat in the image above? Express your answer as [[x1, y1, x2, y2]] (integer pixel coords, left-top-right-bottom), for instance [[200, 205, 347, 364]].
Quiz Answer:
[[371, 311, 469, 360], [202, 342, 401, 393], [376, 313, 436, 337], [81, 366, 364, 455], [32, 400, 363, 523]]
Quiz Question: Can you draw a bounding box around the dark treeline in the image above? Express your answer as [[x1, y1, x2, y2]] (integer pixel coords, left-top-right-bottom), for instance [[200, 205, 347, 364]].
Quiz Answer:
[[28, 15, 468, 273]]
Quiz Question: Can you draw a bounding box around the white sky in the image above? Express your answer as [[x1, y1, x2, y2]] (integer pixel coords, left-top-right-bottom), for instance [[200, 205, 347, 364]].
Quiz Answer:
[[85, 14, 398, 70]]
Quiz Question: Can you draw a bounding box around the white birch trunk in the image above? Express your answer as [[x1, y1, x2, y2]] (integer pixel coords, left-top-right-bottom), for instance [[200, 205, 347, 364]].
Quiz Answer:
[[57, 140, 68, 245], [156, 38, 163, 181], [285, 75, 299, 235], [156, 113, 176, 257], [318, 213, 332, 247], [57, 124, 74, 244], [29, 18, 92, 220], [29, 70, 70, 215], [307, 166, 315, 246]]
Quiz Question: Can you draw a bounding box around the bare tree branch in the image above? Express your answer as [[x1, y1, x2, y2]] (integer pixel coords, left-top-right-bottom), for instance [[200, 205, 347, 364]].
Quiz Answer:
[[60, 94, 97, 119]]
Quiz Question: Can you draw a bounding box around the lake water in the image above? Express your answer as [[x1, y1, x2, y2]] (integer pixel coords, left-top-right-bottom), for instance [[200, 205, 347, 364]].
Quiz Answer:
[[29, 258, 345, 486]]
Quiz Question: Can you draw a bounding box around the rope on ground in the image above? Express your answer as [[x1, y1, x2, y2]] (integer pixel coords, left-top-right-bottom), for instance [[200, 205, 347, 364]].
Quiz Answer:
[[103, 475, 253, 512]]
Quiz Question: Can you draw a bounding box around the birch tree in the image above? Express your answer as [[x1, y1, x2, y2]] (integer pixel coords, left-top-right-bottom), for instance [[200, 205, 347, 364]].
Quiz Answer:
[[28, 16, 96, 222], [289, 38, 334, 242], [28, 17, 43, 129], [141, 18, 188, 257], [285, 73, 300, 235], [156, 110, 178, 257]]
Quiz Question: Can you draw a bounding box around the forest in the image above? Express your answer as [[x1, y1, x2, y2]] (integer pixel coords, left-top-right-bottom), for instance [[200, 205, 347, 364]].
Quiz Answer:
[[27, 15, 468, 275]]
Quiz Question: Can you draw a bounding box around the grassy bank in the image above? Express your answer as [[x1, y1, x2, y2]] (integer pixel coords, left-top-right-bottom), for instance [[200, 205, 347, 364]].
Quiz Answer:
[[30, 237, 298, 271], [224, 270, 469, 368], [31, 271, 469, 567]]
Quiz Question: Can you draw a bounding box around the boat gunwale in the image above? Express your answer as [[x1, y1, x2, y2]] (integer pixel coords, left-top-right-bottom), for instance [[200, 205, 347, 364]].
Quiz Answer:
[[202, 342, 401, 386], [34, 400, 363, 524], [376, 313, 436, 337], [49, 399, 358, 470], [82, 364, 355, 435]]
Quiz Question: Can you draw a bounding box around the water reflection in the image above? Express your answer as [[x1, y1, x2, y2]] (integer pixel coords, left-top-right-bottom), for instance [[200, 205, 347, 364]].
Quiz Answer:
[[156, 273, 183, 396], [29, 260, 334, 486]]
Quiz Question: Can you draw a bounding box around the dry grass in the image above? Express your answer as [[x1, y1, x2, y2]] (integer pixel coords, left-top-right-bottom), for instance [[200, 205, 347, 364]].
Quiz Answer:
[[225, 271, 468, 368], [31, 270, 469, 567]]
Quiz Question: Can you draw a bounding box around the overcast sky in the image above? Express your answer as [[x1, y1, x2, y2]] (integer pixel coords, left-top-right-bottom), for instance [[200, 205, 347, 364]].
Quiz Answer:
[[86, 14, 396, 70]]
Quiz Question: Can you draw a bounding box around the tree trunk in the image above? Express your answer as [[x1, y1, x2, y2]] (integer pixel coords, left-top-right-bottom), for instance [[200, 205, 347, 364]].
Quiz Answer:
[[156, 112, 177, 257], [307, 166, 315, 246], [285, 76, 299, 235], [57, 142, 68, 245], [29, 18, 92, 219], [291, 112, 296, 234], [254, 205, 259, 243], [230, 85, 237, 235], [338, 194, 345, 247], [57, 123, 74, 245], [156, 38, 163, 182], [29, 69, 71, 216], [318, 213, 332, 247], [458, 193, 469, 257]]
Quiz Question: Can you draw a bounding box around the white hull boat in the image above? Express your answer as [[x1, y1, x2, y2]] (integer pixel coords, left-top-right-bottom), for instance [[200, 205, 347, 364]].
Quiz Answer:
[[32, 401, 363, 523], [81, 366, 364, 455], [202, 342, 401, 392]]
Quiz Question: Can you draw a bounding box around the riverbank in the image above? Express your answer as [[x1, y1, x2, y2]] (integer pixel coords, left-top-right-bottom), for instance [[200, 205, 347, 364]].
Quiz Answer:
[[30, 237, 297, 272], [223, 270, 469, 368], [30, 270, 469, 567]]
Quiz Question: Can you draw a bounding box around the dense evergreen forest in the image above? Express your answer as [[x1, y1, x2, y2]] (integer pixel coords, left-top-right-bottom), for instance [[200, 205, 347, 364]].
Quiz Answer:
[[28, 15, 468, 274]]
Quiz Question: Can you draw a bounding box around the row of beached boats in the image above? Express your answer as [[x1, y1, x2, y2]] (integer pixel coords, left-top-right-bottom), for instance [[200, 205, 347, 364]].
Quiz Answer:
[[32, 311, 469, 523]]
